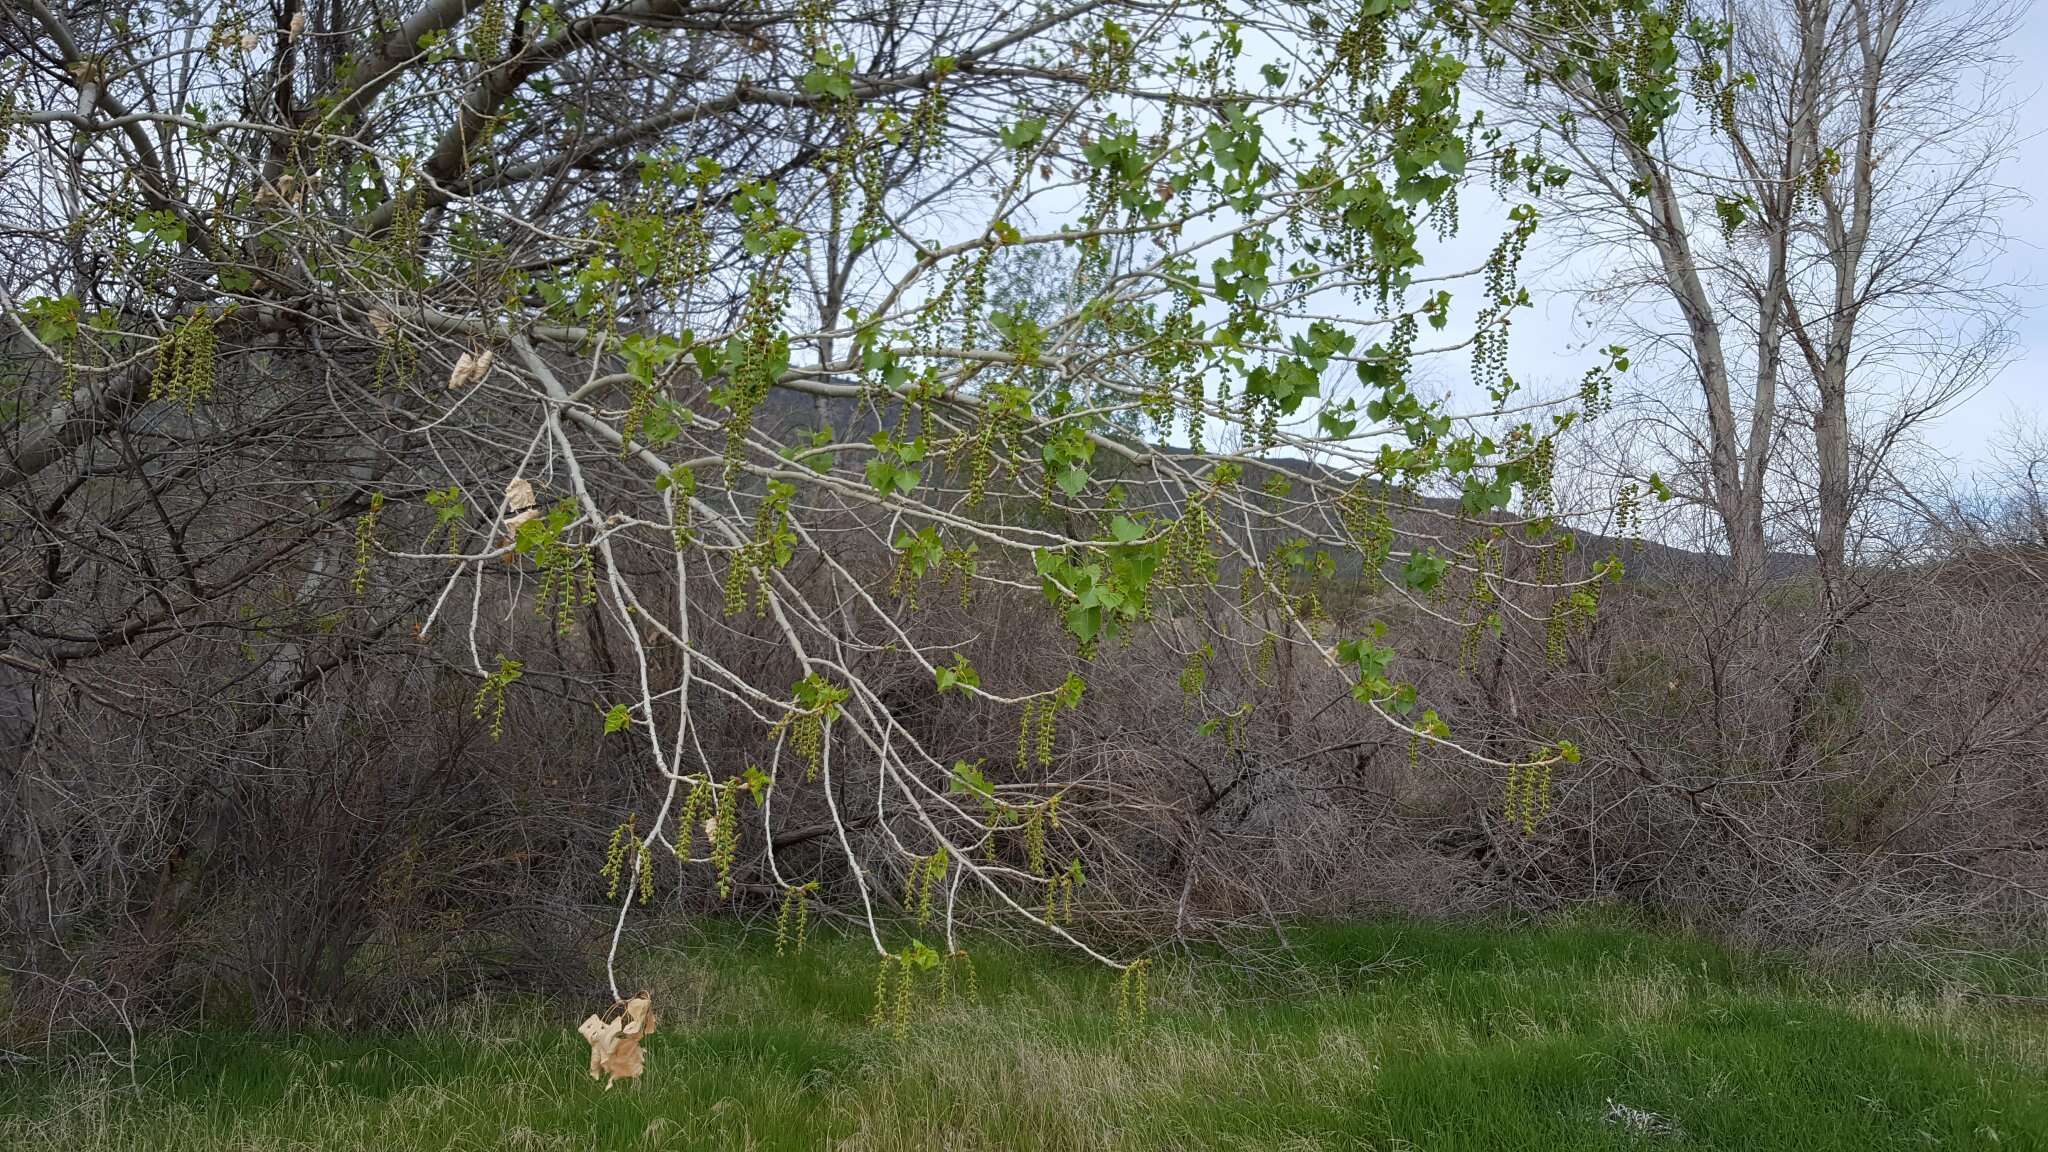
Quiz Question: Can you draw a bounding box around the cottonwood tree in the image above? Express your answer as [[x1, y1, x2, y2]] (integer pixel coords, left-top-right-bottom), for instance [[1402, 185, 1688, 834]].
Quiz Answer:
[[0, 0, 1660, 1011], [1478, 0, 2017, 606]]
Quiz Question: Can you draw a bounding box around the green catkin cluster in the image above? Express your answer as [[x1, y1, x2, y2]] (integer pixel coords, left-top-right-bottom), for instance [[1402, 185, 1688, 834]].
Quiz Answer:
[[796, 0, 831, 58], [635, 840, 652, 905], [351, 492, 384, 596], [722, 547, 749, 616], [669, 192, 713, 293], [904, 847, 949, 927], [423, 487, 465, 554], [1513, 433, 1556, 516], [1338, 481, 1394, 565], [1473, 208, 1535, 387], [1336, 0, 1393, 88], [471, 0, 504, 60], [722, 273, 789, 479], [634, 159, 716, 303], [1796, 148, 1841, 217], [771, 674, 843, 783], [385, 174, 425, 286], [724, 481, 795, 616], [948, 949, 980, 1005], [1023, 804, 1048, 877], [1688, 56, 1720, 105], [897, 538, 978, 610], [666, 465, 697, 550], [1255, 632, 1277, 683], [1457, 621, 1481, 678], [154, 310, 218, 410], [1047, 858, 1082, 924], [1019, 694, 1068, 771], [1578, 362, 1615, 421], [957, 248, 993, 348], [674, 778, 715, 859], [893, 956, 916, 1040], [710, 782, 740, 898], [601, 812, 639, 900], [1182, 361, 1206, 445], [869, 952, 922, 1041], [471, 654, 522, 740], [1616, 481, 1643, 549], [888, 542, 922, 608], [0, 67, 18, 153], [869, 953, 897, 1026], [620, 380, 652, 457], [1115, 959, 1151, 1033], [1250, 392, 1281, 452], [1427, 180, 1460, 242], [854, 138, 889, 245], [1502, 760, 1556, 836], [1546, 596, 1570, 664], [822, 101, 857, 238], [941, 547, 976, 609], [1162, 503, 1220, 591], [531, 518, 596, 634], [373, 324, 418, 390], [775, 882, 816, 955], [1533, 535, 1561, 585], [910, 68, 949, 159], [1179, 644, 1210, 697], [790, 710, 824, 781], [1470, 535, 1498, 603], [1086, 17, 1136, 94], [962, 402, 1004, 508]]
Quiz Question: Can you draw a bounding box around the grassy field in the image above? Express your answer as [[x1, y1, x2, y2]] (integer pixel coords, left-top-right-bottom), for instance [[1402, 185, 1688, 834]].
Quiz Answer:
[[3, 914, 2044, 1150]]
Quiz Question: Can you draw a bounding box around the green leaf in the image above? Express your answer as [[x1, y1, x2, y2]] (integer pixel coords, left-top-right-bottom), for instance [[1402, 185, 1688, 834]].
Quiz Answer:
[[865, 435, 923, 497], [1056, 465, 1089, 497], [949, 760, 994, 801], [1401, 550, 1448, 592], [23, 295, 80, 347], [803, 66, 852, 100], [1056, 673, 1086, 709], [1065, 604, 1100, 644], [999, 117, 1046, 150], [935, 652, 980, 694], [132, 209, 186, 244], [603, 703, 631, 734]]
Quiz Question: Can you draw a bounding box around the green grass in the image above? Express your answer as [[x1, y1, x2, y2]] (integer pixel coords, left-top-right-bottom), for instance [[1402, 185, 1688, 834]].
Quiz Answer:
[[4, 913, 2044, 1150]]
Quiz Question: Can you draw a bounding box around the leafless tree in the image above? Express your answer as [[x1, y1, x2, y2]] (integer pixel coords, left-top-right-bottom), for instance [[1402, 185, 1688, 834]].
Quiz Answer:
[[1483, 0, 2020, 606]]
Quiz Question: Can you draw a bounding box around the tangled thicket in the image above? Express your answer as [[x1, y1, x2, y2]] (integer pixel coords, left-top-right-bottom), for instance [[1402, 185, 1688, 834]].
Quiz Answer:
[[0, 0, 2040, 1034]]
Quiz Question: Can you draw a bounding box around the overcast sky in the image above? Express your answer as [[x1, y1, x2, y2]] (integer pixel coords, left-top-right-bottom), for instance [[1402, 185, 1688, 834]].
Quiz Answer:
[[1956, 2, 2048, 463]]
